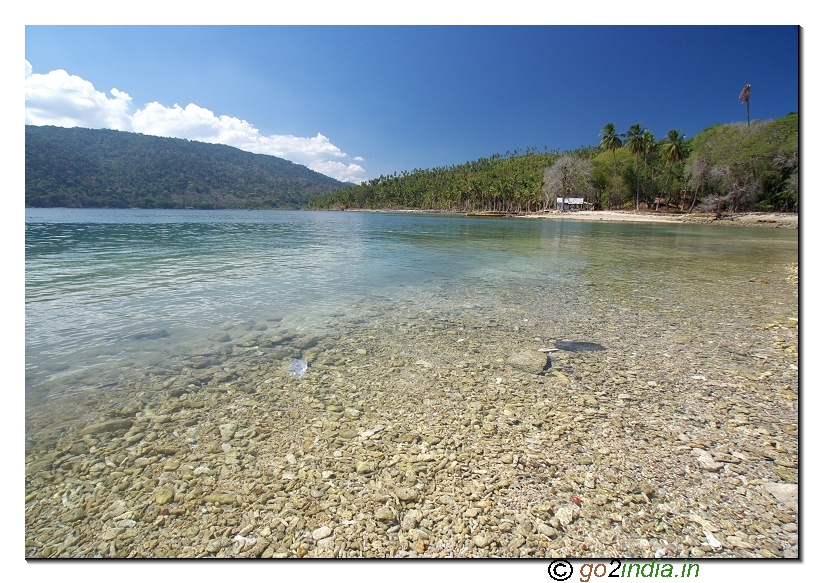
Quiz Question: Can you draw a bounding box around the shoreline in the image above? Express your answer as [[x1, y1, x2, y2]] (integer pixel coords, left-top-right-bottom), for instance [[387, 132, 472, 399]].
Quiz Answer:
[[340, 208, 799, 229], [27, 207, 799, 230]]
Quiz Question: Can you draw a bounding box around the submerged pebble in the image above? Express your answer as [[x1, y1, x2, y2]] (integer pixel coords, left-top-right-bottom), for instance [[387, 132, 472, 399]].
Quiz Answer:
[[554, 341, 606, 352], [25, 255, 798, 559]]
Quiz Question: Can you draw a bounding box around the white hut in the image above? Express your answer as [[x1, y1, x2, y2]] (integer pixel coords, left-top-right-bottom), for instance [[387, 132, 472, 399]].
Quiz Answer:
[[556, 197, 587, 211]]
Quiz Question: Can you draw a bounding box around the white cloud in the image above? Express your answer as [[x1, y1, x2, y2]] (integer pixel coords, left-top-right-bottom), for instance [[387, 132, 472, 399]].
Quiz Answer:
[[25, 61, 133, 130], [352, 156, 365, 161], [24, 60, 366, 183], [309, 160, 366, 184]]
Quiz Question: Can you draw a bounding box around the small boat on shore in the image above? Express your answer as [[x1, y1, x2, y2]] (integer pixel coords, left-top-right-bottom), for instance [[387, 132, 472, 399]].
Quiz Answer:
[[466, 211, 507, 217]]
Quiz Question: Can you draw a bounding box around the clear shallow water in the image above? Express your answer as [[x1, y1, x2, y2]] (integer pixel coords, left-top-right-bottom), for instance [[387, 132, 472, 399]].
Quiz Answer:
[[25, 209, 797, 410]]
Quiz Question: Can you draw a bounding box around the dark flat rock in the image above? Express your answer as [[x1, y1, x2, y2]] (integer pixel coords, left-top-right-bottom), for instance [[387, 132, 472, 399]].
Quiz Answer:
[[555, 341, 606, 352], [292, 335, 322, 350]]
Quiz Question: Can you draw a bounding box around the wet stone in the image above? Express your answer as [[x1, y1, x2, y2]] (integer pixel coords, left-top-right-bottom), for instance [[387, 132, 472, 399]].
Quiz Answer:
[[79, 418, 133, 435], [69, 442, 89, 455], [292, 335, 322, 350], [506, 350, 550, 375], [203, 494, 239, 505], [219, 423, 237, 441], [155, 486, 175, 505], [554, 341, 606, 352]]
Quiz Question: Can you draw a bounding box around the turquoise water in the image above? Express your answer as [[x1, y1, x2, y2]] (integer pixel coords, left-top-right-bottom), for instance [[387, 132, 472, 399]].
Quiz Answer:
[[25, 209, 797, 412]]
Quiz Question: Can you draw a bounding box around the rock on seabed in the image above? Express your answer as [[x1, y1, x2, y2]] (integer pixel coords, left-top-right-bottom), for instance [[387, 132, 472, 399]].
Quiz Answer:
[[506, 349, 550, 375], [554, 341, 605, 352]]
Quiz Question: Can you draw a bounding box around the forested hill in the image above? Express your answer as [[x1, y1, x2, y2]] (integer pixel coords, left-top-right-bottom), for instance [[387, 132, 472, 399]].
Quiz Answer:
[[25, 126, 347, 209], [310, 113, 798, 214]]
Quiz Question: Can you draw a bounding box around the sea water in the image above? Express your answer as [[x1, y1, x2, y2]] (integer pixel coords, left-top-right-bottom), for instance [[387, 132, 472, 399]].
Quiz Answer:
[[25, 209, 797, 417]]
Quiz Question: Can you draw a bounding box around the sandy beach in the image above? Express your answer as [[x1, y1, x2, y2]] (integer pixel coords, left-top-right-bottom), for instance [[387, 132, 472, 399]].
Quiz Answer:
[[521, 210, 798, 228], [348, 209, 798, 229]]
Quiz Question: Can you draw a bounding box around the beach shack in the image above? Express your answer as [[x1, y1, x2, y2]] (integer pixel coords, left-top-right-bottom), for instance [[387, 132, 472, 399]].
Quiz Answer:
[[555, 197, 590, 211]]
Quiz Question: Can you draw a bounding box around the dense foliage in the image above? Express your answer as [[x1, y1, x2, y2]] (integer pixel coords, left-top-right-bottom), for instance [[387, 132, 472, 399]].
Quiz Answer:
[[309, 147, 600, 212], [25, 126, 346, 209], [685, 113, 798, 213], [310, 114, 798, 214]]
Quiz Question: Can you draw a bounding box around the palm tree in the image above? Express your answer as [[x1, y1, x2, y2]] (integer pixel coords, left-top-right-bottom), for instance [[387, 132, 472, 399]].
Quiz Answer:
[[624, 124, 645, 211], [657, 129, 689, 211], [599, 123, 623, 174], [642, 129, 656, 208]]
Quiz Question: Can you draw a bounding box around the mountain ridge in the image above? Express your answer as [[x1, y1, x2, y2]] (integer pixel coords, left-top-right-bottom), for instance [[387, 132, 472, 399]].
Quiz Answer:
[[25, 125, 346, 209]]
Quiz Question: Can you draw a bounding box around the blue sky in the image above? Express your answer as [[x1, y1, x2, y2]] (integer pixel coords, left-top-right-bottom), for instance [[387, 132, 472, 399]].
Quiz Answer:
[[25, 25, 798, 183]]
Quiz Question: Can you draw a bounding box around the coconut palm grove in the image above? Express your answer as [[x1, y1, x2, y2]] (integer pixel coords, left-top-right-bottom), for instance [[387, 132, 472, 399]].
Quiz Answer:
[[308, 114, 798, 215]]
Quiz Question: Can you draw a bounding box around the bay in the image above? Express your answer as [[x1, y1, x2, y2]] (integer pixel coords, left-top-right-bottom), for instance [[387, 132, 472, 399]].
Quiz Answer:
[[25, 208, 796, 421]]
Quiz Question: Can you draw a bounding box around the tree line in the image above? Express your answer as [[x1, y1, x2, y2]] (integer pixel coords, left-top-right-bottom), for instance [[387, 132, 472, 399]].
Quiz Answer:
[[310, 113, 798, 214]]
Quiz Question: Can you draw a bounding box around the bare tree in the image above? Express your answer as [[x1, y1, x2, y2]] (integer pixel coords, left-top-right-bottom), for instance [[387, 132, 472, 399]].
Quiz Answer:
[[699, 193, 726, 216], [542, 155, 594, 211], [773, 150, 799, 211], [709, 163, 762, 214], [685, 156, 713, 213]]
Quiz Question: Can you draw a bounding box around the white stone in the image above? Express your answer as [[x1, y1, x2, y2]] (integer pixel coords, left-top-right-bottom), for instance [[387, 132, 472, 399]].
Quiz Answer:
[[554, 506, 579, 527], [219, 423, 237, 441], [312, 526, 333, 540], [704, 530, 723, 551], [763, 482, 798, 511], [537, 523, 557, 538], [317, 535, 335, 549], [692, 448, 723, 471]]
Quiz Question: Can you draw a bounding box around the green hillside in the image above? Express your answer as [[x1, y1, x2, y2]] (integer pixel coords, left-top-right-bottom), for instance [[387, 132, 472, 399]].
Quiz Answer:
[[686, 113, 798, 212], [310, 114, 798, 214], [25, 126, 346, 209]]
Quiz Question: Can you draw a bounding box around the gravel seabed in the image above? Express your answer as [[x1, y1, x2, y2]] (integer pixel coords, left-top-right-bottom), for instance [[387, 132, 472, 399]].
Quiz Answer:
[[25, 237, 798, 559]]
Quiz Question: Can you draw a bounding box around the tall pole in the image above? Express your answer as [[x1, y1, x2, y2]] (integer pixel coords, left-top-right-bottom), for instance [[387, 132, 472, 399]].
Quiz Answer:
[[740, 84, 751, 130]]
